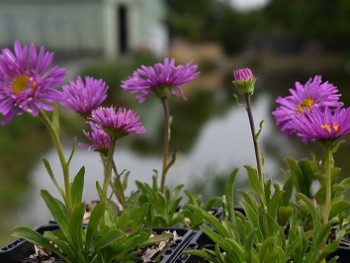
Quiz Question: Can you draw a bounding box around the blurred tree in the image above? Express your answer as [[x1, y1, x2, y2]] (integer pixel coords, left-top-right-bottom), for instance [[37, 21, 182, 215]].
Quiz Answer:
[[264, 0, 350, 50], [164, 0, 270, 54], [165, 0, 350, 53], [165, 0, 216, 41]]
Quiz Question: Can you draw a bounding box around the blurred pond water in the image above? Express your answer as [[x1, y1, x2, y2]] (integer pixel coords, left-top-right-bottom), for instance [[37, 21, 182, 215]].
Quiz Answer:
[[1, 58, 350, 246]]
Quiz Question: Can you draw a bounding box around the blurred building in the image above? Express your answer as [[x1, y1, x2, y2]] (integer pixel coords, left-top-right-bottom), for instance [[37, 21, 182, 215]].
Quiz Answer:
[[0, 0, 167, 59]]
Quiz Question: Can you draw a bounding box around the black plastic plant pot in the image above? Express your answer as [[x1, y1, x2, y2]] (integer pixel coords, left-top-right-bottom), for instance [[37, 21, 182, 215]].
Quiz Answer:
[[334, 247, 350, 263], [328, 244, 350, 263], [153, 227, 194, 263], [0, 224, 59, 263], [0, 226, 193, 263], [212, 206, 246, 220], [171, 230, 213, 263]]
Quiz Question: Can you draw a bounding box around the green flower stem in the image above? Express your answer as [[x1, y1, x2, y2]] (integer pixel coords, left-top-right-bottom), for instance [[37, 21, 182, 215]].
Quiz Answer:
[[99, 153, 125, 206], [160, 98, 170, 193], [244, 94, 264, 186], [101, 137, 117, 205], [323, 142, 333, 225], [112, 159, 126, 207], [39, 110, 72, 214]]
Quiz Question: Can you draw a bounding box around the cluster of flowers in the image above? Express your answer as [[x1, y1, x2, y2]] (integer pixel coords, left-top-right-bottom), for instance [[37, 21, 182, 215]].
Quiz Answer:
[[0, 41, 199, 151], [272, 75, 350, 143]]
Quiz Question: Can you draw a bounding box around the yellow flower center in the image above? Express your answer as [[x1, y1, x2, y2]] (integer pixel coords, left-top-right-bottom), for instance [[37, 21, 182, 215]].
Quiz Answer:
[[296, 98, 314, 113], [321, 123, 339, 134], [12, 75, 35, 94]]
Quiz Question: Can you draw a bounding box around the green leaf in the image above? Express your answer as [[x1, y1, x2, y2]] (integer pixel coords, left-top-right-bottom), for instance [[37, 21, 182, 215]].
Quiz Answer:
[[40, 190, 69, 234], [244, 165, 265, 204], [258, 236, 275, 262], [41, 158, 65, 200], [121, 169, 130, 190], [224, 238, 246, 261], [201, 225, 237, 254], [184, 190, 200, 207], [243, 229, 257, 263], [284, 157, 315, 197], [70, 166, 85, 206], [11, 227, 69, 262], [68, 203, 85, 252], [66, 138, 77, 171], [44, 231, 76, 261], [266, 246, 286, 263], [96, 181, 103, 201], [141, 232, 173, 247], [85, 203, 105, 255], [238, 191, 261, 239], [281, 175, 293, 206], [330, 139, 345, 154], [277, 206, 293, 226], [310, 222, 334, 257], [188, 205, 229, 237], [329, 200, 350, 219], [255, 120, 264, 140], [129, 203, 149, 226], [226, 169, 238, 221], [267, 191, 284, 219], [265, 180, 272, 204], [95, 230, 121, 252], [333, 177, 350, 198], [296, 193, 320, 228], [164, 150, 177, 175], [204, 196, 221, 211]]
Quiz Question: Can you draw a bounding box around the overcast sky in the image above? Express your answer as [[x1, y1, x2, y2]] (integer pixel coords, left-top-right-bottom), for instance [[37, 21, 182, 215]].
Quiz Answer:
[[230, 0, 269, 10]]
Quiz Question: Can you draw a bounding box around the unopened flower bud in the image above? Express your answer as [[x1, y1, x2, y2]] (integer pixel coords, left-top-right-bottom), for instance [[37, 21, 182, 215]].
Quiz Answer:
[[233, 67, 256, 95]]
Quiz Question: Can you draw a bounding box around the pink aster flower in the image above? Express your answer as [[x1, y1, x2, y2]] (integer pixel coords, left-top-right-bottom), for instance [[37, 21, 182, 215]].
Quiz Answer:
[[0, 40, 66, 124], [293, 107, 350, 143], [121, 58, 200, 102], [272, 75, 342, 136], [60, 76, 108, 117], [90, 106, 145, 139], [80, 122, 111, 154]]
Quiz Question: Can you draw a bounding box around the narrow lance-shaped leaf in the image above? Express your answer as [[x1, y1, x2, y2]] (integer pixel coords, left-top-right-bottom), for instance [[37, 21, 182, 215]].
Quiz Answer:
[[11, 227, 69, 262], [226, 168, 238, 221], [68, 203, 85, 253], [40, 190, 69, 234], [329, 200, 350, 220], [70, 166, 85, 206], [94, 230, 121, 252], [66, 138, 77, 171], [42, 158, 65, 201], [85, 203, 105, 256]]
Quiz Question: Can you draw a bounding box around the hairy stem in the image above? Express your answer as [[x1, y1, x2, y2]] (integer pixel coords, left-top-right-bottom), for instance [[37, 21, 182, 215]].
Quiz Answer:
[[160, 98, 170, 192], [112, 159, 126, 206], [99, 153, 126, 207], [323, 143, 332, 225], [244, 95, 264, 186], [101, 138, 117, 205], [39, 110, 72, 214]]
